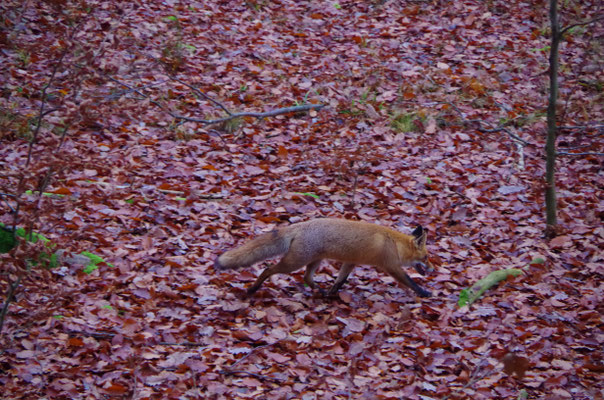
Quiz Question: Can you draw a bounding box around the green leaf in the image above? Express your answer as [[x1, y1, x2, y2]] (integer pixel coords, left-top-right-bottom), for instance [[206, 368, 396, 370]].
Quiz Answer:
[[49, 252, 59, 268], [83, 264, 98, 274], [164, 15, 178, 22], [426, 177, 433, 184], [458, 268, 524, 307], [0, 224, 17, 253], [81, 251, 104, 265], [52, 315, 64, 320], [101, 305, 113, 310], [81, 251, 114, 274], [458, 288, 470, 307], [15, 227, 50, 244], [24, 189, 64, 198], [530, 257, 545, 264], [293, 192, 320, 199]]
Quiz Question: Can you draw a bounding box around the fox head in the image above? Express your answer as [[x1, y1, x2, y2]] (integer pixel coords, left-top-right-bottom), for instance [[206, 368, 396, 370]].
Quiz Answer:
[[410, 225, 433, 275]]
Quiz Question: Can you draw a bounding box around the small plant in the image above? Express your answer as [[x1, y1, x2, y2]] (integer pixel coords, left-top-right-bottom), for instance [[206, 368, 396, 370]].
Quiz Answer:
[[161, 38, 187, 73], [0, 108, 32, 139], [338, 100, 364, 116], [391, 111, 425, 133], [246, 0, 267, 11], [172, 125, 195, 141], [16, 50, 30, 67], [217, 116, 243, 134], [81, 251, 114, 274]]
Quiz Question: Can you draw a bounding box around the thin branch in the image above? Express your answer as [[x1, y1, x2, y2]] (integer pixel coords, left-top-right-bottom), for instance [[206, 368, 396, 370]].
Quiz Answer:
[[24, 17, 86, 167], [440, 367, 493, 400], [219, 369, 282, 383], [61, 329, 208, 347], [439, 101, 531, 146], [169, 76, 232, 115], [26, 43, 71, 167], [199, 104, 326, 125], [221, 339, 285, 375], [559, 124, 604, 130], [141, 51, 233, 115], [108, 77, 325, 125], [559, 15, 604, 37], [475, 125, 531, 146], [41, 108, 59, 117], [440, 352, 495, 400], [557, 151, 604, 156], [158, 341, 208, 347], [0, 195, 16, 213], [558, 143, 591, 150], [439, 101, 465, 117], [57, 122, 72, 150], [103, 79, 169, 101], [63, 330, 115, 339], [0, 276, 22, 335], [107, 76, 179, 118]]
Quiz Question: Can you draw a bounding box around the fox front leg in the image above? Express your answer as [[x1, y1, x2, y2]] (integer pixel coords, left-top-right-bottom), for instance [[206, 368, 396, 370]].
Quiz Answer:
[[385, 264, 432, 298]]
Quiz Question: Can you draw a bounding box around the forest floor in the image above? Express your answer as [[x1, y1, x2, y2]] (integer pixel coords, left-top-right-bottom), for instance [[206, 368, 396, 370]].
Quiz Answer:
[[0, 0, 602, 399]]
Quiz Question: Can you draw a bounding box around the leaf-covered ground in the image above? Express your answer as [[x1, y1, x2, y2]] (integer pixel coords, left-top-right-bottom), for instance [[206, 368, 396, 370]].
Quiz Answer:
[[0, 0, 602, 399]]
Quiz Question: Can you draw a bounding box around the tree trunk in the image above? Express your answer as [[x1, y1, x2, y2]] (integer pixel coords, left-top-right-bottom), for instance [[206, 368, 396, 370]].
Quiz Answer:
[[545, 0, 559, 233]]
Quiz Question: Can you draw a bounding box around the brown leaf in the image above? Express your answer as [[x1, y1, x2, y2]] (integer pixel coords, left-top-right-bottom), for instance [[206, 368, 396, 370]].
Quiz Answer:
[[502, 353, 530, 379]]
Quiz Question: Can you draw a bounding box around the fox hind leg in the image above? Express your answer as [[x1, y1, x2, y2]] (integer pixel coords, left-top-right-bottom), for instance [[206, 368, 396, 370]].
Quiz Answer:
[[303, 260, 323, 293], [246, 252, 309, 295], [327, 263, 355, 295]]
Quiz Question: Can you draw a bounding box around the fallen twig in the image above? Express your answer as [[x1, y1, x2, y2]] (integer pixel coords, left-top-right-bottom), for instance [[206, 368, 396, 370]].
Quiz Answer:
[[560, 124, 604, 131], [220, 369, 282, 383], [556, 151, 604, 156], [104, 79, 169, 101], [439, 102, 531, 146], [175, 104, 326, 126], [559, 15, 604, 37], [220, 338, 286, 381], [158, 341, 208, 347], [108, 77, 325, 126], [169, 75, 232, 116], [440, 366, 493, 400], [476, 126, 531, 146]]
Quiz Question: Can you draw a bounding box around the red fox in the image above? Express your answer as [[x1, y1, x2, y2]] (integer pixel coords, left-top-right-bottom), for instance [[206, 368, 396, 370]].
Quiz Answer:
[[215, 218, 433, 298]]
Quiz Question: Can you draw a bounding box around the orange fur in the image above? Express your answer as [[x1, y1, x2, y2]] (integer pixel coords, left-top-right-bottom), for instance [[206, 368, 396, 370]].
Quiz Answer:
[[216, 218, 433, 298]]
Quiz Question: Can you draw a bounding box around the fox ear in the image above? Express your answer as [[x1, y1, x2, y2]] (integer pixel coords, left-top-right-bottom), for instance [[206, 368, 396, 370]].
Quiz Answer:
[[412, 225, 426, 246]]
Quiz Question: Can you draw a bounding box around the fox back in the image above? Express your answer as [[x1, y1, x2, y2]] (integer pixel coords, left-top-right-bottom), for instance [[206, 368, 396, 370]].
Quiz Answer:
[[284, 218, 429, 268]]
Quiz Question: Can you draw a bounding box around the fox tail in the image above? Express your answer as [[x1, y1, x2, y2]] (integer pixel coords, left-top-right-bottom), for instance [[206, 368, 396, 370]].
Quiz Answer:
[[215, 229, 290, 270]]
